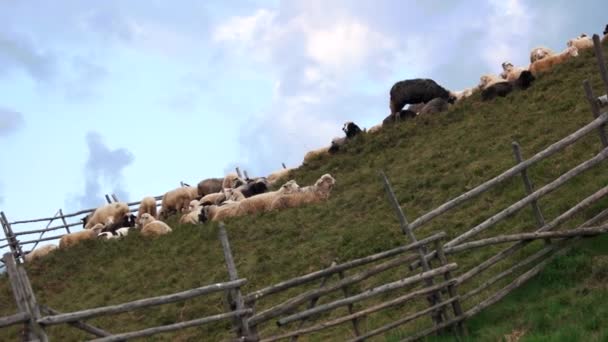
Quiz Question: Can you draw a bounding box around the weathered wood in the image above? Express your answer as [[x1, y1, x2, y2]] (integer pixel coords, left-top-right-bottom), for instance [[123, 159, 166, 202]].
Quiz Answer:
[[218, 223, 253, 339], [380, 171, 443, 325], [59, 209, 71, 234], [290, 267, 335, 342], [447, 225, 608, 254], [244, 232, 446, 303], [2, 212, 24, 262], [350, 299, 462, 342], [337, 271, 361, 338], [461, 243, 555, 301], [39, 305, 112, 338], [37, 278, 247, 325], [89, 309, 252, 342], [282, 163, 287, 169], [244, 170, 250, 180], [0, 312, 30, 328], [583, 80, 608, 147], [104, 194, 112, 204], [435, 240, 466, 336], [408, 111, 608, 231], [465, 242, 572, 318], [398, 315, 466, 342], [236, 167, 243, 179], [13, 222, 80, 236], [111, 194, 119, 202], [29, 210, 61, 252], [446, 147, 608, 248], [276, 264, 458, 326], [512, 142, 546, 230], [261, 281, 457, 342], [593, 34, 608, 96], [18, 267, 48, 342], [4, 253, 35, 340], [249, 254, 419, 326]]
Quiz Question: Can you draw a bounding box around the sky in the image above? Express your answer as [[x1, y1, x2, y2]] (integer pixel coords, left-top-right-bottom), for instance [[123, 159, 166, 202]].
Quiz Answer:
[[0, 0, 607, 246]]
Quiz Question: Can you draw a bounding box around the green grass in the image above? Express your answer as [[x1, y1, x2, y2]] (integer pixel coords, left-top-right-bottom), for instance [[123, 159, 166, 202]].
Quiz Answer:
[[2, 42, 608, 341]]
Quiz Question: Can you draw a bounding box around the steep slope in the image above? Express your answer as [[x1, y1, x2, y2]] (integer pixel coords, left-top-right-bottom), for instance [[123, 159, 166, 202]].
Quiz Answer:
[[2, 42, 608, 341]]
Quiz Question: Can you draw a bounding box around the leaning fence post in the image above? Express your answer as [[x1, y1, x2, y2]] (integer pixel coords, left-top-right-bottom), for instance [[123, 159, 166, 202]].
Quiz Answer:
[[337, 271, 362, 338], [4, 253, 35, 341], [218, 223, 256, 341], [511, 142, 547, 242], [104, 194, 112, 204], [379, 171, 445, 326], [592, 34, 608, 96], [243, 170, 250, 180], [17, 266, 48, 342], [434, 240, 467, 337], [58, 209, 71, 234], [111, 194, 119, 202], [1, 212, 24, 264], [236, 167, 243, 179], [282, 163, 287, 169], [582, 80, 608, 147]]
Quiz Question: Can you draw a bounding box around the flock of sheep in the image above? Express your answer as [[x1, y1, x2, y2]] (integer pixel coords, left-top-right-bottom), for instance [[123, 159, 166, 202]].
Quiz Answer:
[[21, 27, 608, 264]]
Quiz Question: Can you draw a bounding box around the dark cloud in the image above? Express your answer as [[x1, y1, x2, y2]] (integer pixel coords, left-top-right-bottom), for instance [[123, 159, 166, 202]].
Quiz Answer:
[[0, 107, 25, 136], [73, 132, 134, 208], [0, 31, 56, 82]]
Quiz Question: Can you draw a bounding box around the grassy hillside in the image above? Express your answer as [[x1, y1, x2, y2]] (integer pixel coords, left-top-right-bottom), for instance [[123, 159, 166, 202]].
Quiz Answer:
[[2, 41, 608, 341]]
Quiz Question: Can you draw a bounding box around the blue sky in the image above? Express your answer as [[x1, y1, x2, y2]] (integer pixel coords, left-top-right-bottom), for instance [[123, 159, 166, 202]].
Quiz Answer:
[[0, 1, 606, 243]]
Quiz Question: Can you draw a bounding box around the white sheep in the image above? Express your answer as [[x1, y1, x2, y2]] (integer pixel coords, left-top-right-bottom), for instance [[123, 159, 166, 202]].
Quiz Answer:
[[303, 147, 329, 165], [529, 46, 579, 76], [567, 34, 593, 51], [59, 224, 105, 248], [368, 124, 382, 133], [270, 174, 336, 211], [529, 46, 554, 63], [267, 168, 294, 186], [84, 202, 130, 229], [24, 244, 58, 263], [137, 196, 157, 225], [222, 173, 245, 189], [160, 186, 199, 219], [450, 87, 476, 102], [139, 213, 173, 237], [98, 227, 132, 240], [179, 200, 204, 224]]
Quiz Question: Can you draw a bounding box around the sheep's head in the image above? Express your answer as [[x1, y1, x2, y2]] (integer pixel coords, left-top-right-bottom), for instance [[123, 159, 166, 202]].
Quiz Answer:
[[578, 33, 588, 38], [279, 180, 300, 194], [479, 75, 492, 88], [314, 174, 336, 194], [139, 213, 155, 227], [81, 213, 92, 228], [501, 62, 514, 72], [567, 46, 579, 57], [342, 121, 362, 138], [188, 200, 200, 212]]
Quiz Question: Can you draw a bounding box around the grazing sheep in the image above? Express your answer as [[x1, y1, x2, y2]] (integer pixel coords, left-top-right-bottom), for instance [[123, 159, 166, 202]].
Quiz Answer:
[[24, 244, 58, 263], [567, 34, 593, 51], [500, 62, 535, 90], [160, 186, 199, 219], [389, 78, 455, 115], [382, 109, 417, 126], [59, 224, 105, 249], [137, 196, 158, 225], [270, 174, 336, 211], [342, 122, 362, 138], [222, 173, 246, 189], [529, 46, 554, 63], [529, 46, 579, 76], [419, 97, 450, 115], [197, 178, 223, 197], [479, 74, 513, 101], [139, 213, 173, 237], [84, 202, 130, 229], [303, 146, 329, 165], [267, 168, 293, 186]]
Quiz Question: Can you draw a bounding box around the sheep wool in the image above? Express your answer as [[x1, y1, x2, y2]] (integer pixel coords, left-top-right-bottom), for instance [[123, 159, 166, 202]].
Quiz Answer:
[[60, 224, 104, 249], [270, 174, 336, 211], [529, 46, 554, 63], [529, 46, 579, 76], [197, 178, 223, 197], [84, 202, 130, 229], [137, 196, 157, 224], [267, 168, 293, 186], [567, 35, 593, 51], [160, 186, 199, 219], [303, 147, 329, 165], [24, 244, 58, 263], [389, 78, 454, 115], [139, 213, 173, 237]]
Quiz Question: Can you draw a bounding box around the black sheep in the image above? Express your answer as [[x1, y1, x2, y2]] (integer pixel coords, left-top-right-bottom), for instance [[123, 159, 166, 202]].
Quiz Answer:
[[389, 78, 455, 114], [604, 24, 608, 36], [382, 109, 417, 126], [514, 70, 535, 90], [235, 177, 269, 198], [342, 122, 362, 139], [481, 82, 513, 101]]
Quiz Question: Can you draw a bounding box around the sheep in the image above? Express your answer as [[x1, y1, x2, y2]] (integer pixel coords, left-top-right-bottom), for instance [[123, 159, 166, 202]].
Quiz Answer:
[[529, 46, 554, 63], [234, 177, 270, 198], [368, 124, 382, 133], [567, 34, 593, 51], [222, 173, 246, 189], [102, 213, 136, 235], [270, 174, 336, 211], [303, 146, 329, 165], [160, 186, 199, 219], [450, 87, 477, 102], [598, 94, 608, 107], [419, 97, 450, 115], [137, 196, 158, 225], [382, 109, 417, 126], [197, 178, 223, 197], [389, 78, 455, 115], [81, 211, 95, 228], [342, 122, 362, 139], [97, 227, 131, 240], [139, 213, 173, 237], [200, 191, 227, 205], [59, 224, 105, 248], [267, 168, 293, 186], [24, 244, 58, 263], [529, 46, 579, 76], [603, 25, 608, 43], [479, 74, 513, 101], [500, 62, 535, 90], [407, 103, 426, 114], [84, 202, 130, 229], [328, 137, 346, 154], [180, 200, 205, 224]]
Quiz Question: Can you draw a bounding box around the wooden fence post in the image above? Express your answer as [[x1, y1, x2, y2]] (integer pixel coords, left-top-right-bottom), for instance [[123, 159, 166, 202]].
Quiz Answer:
[[104, 195, 112, 204], [1, 212, 24, 264], [111, 194, 119, 202], [17, 266, 48, 342], [30, 210, 62, 252], [282, 163, 287, 169], [338, 271, 362, 338], [434, 240, 466, 337], [243, 170, 249, 180], [236, 167, 243, 179], [379, 171, 445, 326], [582, 80, 608, 147], [511, 142, 548, 242], [218, 223, 256, 341], [592, 34, 608, 96], [58, 209, 71, 234], [3, 253, 40, 341]]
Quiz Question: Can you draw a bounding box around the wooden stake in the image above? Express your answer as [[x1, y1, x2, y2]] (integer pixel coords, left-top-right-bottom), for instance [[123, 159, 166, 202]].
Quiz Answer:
[[592, 34, 608, 96]]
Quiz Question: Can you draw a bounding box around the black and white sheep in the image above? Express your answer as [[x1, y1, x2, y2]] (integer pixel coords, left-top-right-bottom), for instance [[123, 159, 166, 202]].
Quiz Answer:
[[500, 62, 535, 90], [342, 122, 362, 139], [84, 202, 130, 229], [479, 74, 513, 101], [389, 78, 455, 115]]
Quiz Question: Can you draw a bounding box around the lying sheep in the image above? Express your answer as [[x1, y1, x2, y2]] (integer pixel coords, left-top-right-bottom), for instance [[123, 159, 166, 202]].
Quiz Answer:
[[270, 174, 336, 211], [303, 146, 329, 165], [479, 74, 513, 101], [98, 227, 132, 240], [180, 200, 205, 224], [407, 103, 426, 114], [328, 137, 346, 154], [59, 224, 105, 248], [500, 62, 535, 90], [530, 46, 554, 63], [139, 213, 173, 237], [529, 46, 579, 76], [342, 122, 362, 139], [197, 178, 223, 197], [567, 34, 593, 51], [24, 244, 58, 263], [368, 124, 382, 133], [222, 173, 245, 189], [160, 186, 199, 219], [137, 196, 157, 225], [267, 168, 293, 186], [102, 213, 136, 234], [450, 88, 476, 102], [235, 177, 270, 198], [382, 109, 417, 126], [84, 202, 130, 229], [389, 78, 455, 115], [419, 97, 450, 115]]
